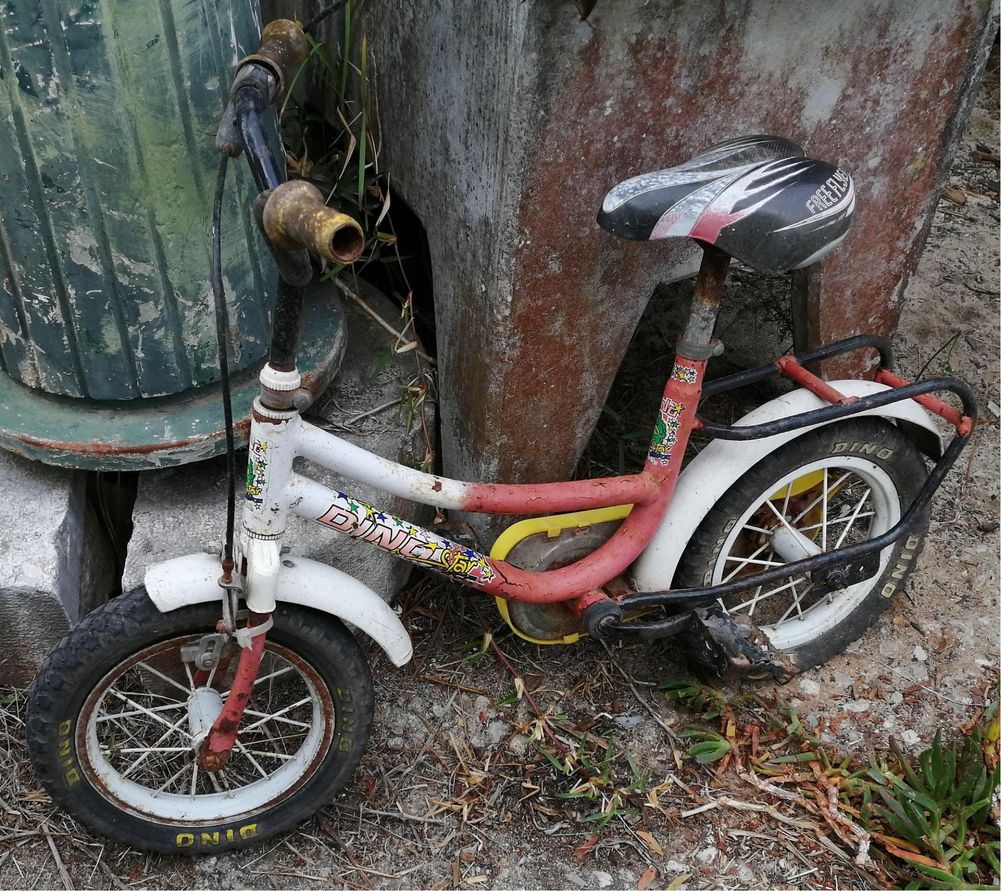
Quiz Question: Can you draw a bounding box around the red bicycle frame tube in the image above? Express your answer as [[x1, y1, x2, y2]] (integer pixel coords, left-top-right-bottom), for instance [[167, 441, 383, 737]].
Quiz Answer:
[[200, 612, 270, 771], [458, 472, 662, 513], [465, 358, 707, 603]]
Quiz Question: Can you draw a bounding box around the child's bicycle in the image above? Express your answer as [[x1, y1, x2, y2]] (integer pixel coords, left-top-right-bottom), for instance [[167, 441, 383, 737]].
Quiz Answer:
[[26, 20, 977, 853]]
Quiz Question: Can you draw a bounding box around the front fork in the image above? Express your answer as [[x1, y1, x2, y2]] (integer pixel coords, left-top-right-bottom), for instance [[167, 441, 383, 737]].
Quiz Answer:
[[198, 390, 299, 770]]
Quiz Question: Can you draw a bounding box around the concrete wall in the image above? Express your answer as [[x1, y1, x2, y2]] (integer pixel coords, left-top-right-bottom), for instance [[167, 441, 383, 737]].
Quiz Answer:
[[269, 1, 998, 541], [0, 454, 115, 685]]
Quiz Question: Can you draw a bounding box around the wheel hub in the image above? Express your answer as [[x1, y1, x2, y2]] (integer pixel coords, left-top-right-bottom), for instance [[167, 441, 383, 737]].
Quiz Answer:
[[186, 687, 224, 752]]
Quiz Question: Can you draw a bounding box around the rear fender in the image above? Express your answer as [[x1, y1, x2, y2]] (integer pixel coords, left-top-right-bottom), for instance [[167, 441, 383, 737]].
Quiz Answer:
[[144, 553, 413, 667], [629, 379, 943, 592]]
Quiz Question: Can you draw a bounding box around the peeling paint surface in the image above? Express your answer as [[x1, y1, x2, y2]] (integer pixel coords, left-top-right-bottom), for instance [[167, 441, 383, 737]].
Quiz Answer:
[[0, 284, 347, 471], [0, 0, 273, 401]]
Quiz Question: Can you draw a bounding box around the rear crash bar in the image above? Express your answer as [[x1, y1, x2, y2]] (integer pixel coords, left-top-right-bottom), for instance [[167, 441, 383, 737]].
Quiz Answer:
[[604, 337, 977, 632]]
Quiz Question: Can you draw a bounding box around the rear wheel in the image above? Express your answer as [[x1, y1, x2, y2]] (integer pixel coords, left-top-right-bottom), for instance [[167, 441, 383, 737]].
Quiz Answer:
[[675, 419, 929, 669], [28, 587, 373, 853]]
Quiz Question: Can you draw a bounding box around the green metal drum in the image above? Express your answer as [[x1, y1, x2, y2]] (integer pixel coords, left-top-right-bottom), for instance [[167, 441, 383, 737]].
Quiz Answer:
[[0, 1, 344, 469]]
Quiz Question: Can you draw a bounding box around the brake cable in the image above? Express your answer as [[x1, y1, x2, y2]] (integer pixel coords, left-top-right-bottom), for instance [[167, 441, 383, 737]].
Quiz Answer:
[[210, 153, 238, 575], [303, 0, 348, 36]]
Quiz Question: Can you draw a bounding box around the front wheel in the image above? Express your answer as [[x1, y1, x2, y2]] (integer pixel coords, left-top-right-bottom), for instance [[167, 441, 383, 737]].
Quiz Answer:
[[27, 587, 373, 854], [675, 418, 930, 670]]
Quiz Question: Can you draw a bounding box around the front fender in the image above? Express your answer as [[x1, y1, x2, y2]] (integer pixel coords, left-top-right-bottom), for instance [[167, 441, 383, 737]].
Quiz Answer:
[[629, 379, 944, 592], [144, 553, 413, 667]]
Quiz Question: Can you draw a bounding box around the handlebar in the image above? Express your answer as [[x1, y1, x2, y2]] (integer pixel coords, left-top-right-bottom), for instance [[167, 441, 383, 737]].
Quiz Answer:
[[215, 19, 364, 266], [262, 180, 365, 265], [238, 19, 309, 101]]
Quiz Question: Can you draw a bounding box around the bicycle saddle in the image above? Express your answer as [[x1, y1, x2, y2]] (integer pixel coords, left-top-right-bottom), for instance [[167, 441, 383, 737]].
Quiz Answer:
[[597, 135, 855, 274]]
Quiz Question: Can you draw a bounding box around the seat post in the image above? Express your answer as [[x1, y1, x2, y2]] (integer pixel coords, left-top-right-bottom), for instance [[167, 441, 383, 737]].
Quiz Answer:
[[677, 244, 730, 360]]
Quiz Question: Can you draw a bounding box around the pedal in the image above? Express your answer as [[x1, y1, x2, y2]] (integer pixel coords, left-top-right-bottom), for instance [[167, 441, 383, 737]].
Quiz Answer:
[[683, 609, 797, 684]]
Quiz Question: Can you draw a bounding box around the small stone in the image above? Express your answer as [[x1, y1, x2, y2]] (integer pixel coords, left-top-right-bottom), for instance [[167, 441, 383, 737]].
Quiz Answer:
[[593, 871, 613, 888], [507, 734, 531, 756], [484, 720, 508, 746], [845, 699, 871, 713], [910, 663, 929, 681], [878, 639, 898, 656], [737, 865, 755, 884], [387, 736, 406, 750], [913, 645, 928, 662], [901, 729, 921, 747], [833, 671, 853, 688], [473, 695, 491, 717], [665, 860, 689, 872], [890, 691, 904, 705], [798, 678, 821, 696], [696, 846, 719, 865], [563, 873, 588, 889]]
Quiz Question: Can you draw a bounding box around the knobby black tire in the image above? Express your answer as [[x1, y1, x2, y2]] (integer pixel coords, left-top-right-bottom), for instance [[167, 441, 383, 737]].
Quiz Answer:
[[28, 587, 373, 854], [675, 418, 930, 670]]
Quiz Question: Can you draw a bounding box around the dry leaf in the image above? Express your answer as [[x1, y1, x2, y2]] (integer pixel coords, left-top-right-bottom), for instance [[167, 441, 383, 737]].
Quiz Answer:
[[572, 834, 600, 860], [666, 872, 692, 890], [636, 829, 664, 856], [637, 865, 657, 890], [943, 187, 968, 205]]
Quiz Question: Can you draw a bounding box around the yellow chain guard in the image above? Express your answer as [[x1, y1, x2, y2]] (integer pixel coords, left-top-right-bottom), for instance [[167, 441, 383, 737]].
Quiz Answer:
[[490, 504, 633, 646]]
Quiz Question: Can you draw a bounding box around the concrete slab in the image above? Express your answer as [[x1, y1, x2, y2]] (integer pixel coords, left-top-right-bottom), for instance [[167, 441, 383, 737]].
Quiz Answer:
[[0, 452, 115, 684], [123, 284, 436, 602]]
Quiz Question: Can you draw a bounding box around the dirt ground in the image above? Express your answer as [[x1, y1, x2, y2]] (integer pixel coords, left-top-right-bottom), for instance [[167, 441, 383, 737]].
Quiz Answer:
[[1, 68, 998, 891]]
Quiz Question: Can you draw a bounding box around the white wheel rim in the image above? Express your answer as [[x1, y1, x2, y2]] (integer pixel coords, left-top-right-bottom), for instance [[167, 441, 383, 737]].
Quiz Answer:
[[79, 637, 333, 824], [712, 456, 900, 651]]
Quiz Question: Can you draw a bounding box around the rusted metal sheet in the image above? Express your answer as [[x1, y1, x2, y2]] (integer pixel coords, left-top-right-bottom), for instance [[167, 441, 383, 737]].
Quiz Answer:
[[319, 0, 997, 538]]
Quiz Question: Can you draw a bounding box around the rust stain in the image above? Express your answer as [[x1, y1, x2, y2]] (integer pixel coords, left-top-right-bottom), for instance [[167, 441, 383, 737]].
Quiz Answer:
[[446, 2, 991, 485], [13, 418, 252, 456]]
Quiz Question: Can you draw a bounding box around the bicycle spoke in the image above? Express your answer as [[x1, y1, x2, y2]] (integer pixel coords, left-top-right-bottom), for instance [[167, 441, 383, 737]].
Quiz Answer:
[[233, 738, 270, 779], [118, 747, 193, 754], [722, 539, 776, 582], [135, 661, 193, 697], [777, 578, 808, 624], [109, 691, 191, 738], [155, 761, 192, 793], [728, 576, 802, 616], [240, 697, 312, 733], [834, 489, 872, 549], [118, 712, 192, 779], [797, 511, 874, 533], [788, 472, 852, 526], [96, 701, 186, 722], [723, 554, 788, 569], [242, 709, 311, 730], [241, 750, 295, 761], [821, 469, 829, 552]]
